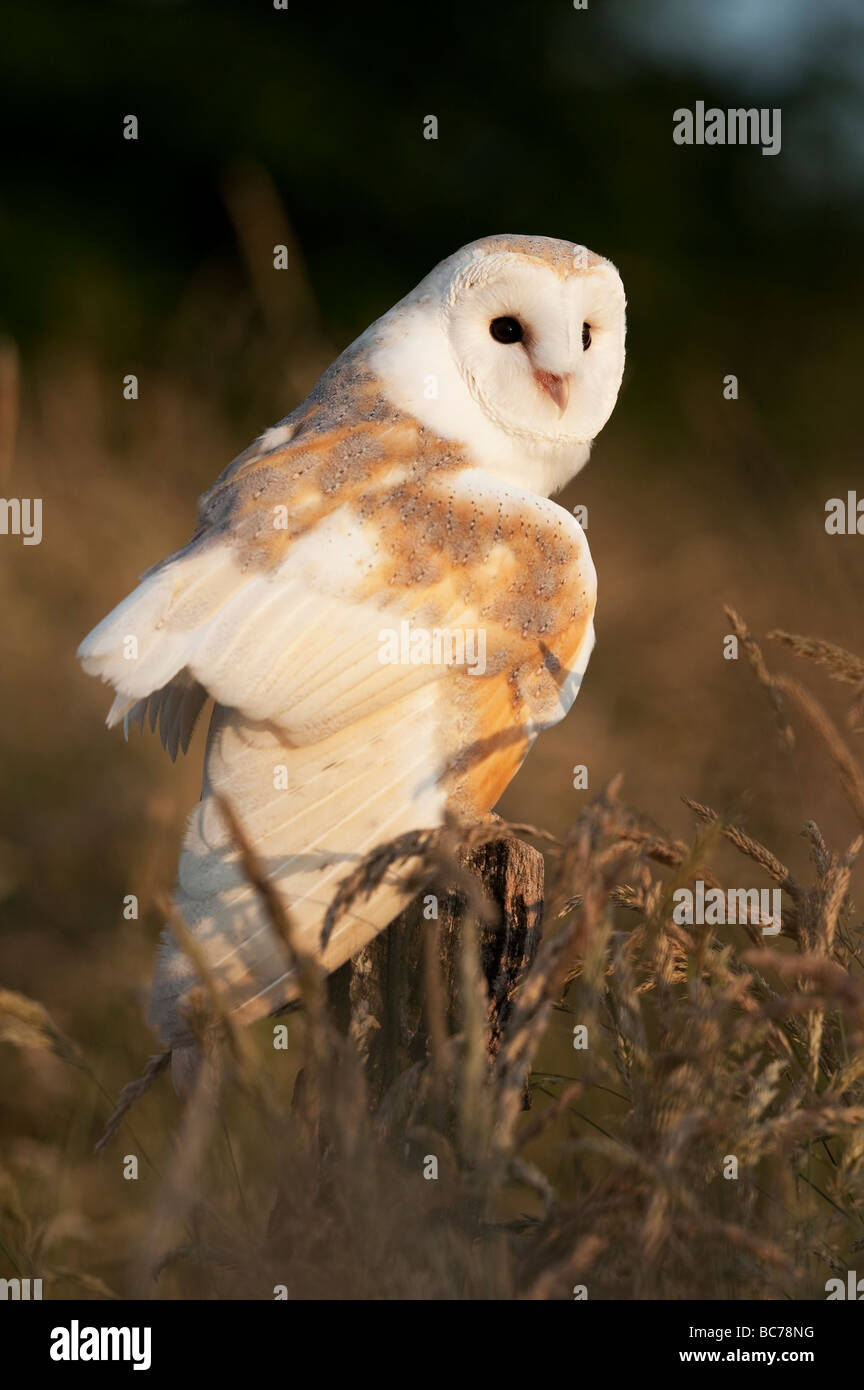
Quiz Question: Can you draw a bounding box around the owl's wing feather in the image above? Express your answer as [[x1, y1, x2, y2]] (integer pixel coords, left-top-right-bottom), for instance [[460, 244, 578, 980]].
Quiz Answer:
[[79, 517, 463, 751]]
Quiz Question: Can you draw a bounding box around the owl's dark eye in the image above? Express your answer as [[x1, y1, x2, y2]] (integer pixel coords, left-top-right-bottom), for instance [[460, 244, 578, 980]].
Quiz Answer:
[[582, 322, 592, 350], [489, 316, 524, 344]]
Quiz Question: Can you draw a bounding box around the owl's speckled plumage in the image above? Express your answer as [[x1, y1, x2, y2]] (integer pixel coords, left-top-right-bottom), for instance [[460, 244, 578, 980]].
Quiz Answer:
[[78, 234, 626, 1056]]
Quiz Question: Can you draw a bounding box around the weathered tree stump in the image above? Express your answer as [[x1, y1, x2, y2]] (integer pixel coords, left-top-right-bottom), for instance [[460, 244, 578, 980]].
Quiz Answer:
[[327, 835, 545, 1107]]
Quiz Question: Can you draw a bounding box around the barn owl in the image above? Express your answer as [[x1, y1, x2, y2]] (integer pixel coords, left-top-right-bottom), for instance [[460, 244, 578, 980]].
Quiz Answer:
[[78, 234, 626, 1065]]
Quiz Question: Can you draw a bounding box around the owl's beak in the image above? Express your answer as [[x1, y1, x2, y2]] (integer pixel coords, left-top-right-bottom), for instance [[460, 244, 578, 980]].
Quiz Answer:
[[533, 368, 571, 416]]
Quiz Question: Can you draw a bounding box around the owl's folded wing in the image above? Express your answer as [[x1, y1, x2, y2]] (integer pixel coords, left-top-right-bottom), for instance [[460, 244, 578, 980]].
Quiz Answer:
[[77, 464, 596, 773], [79, 502, 457, 756]]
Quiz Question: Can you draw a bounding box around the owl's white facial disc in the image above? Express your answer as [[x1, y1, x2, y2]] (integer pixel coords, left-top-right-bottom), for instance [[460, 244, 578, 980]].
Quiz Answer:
[[367, 235, 626, 496], [444, 253, 626, 446]]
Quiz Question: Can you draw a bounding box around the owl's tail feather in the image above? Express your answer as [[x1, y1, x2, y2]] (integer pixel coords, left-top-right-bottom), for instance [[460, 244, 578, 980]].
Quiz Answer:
[[149, 691, 445, 1050]]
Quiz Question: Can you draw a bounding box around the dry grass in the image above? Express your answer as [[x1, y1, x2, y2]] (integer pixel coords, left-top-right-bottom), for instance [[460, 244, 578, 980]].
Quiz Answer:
[[1, 619, 864, 1299]]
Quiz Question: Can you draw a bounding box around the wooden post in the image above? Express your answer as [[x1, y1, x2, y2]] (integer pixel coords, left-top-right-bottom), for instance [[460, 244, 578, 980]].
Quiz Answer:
[[327, 836, 545, 1108]]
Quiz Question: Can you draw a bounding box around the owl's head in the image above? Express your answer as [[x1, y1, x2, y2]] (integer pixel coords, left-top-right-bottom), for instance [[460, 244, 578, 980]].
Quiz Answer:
[[369, 234, 627, 495]]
